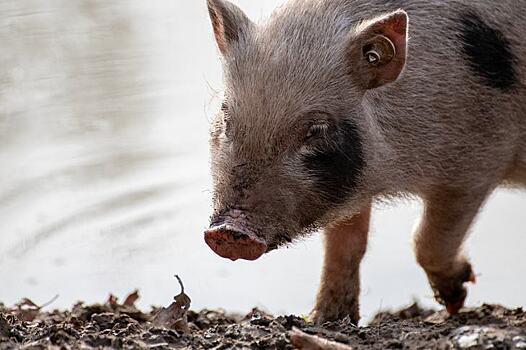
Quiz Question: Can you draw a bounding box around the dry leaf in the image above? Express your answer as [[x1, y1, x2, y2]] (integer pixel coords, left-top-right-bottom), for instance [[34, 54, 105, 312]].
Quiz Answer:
[[106, 294, 119, 307], [289, 328, 353, 350], [12, 301, 39, 322], [106, 290, 140, 308], [10, 295, 59, 322], [152, 275, 191, 333], [123, 290, 140, 307], [17, 298, 39, 309]]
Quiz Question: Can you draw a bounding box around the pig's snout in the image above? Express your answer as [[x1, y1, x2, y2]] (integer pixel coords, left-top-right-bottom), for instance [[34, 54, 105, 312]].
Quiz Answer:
[[204, 223, 267, 261]]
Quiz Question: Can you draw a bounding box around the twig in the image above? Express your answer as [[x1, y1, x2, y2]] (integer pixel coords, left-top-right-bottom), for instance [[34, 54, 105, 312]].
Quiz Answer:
[[174, 275, 184, 294], [289, 328, 353, 350], [39, 295, 59, 309]]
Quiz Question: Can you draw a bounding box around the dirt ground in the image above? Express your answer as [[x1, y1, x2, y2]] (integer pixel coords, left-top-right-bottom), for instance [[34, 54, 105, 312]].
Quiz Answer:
[[1, 291, 525, 349]]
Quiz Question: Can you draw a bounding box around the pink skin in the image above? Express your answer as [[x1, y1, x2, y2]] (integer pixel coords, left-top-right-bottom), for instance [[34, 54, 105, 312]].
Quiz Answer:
[[204, 224, 268, 261]]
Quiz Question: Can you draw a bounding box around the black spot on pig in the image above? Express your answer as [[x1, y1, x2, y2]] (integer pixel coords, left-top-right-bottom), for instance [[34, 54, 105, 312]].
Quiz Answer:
[[459, 11, 517, 91], [303, 120, 364, 203]]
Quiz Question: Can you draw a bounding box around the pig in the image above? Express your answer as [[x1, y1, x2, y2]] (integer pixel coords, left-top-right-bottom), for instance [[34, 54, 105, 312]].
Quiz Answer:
[[204, 0, 526, 324]]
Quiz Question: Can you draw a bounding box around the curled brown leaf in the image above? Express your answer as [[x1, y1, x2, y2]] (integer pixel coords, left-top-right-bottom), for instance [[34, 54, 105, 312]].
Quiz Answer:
[[152, 275, 191, 333]]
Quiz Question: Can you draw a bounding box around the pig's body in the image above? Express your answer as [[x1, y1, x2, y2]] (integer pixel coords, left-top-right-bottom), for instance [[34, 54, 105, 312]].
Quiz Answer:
[[248, 0, 526, 198], [355, 0, 526, 194], [205, 0, 526, 324]]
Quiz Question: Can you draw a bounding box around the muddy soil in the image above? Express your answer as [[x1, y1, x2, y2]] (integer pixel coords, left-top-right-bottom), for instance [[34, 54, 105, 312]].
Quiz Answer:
[[1, 298, 525, 349]]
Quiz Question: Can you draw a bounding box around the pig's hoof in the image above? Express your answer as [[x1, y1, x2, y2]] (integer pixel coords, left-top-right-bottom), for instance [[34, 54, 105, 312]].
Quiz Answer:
[[204, 225, 267, 261], [310, 300, 360, 325], [311, 310, 359, 326], [428, 261, 475, 315]]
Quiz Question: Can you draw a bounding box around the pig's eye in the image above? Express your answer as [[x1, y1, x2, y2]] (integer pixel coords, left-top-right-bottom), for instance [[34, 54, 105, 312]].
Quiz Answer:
[[221, 101, 229, 114], [305, 123, 329, 142], [223, 116, 233, 137]]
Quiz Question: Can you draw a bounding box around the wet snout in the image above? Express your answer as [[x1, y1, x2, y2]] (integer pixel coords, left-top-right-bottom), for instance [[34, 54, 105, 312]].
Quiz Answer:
[[204, 221, 267, 261]]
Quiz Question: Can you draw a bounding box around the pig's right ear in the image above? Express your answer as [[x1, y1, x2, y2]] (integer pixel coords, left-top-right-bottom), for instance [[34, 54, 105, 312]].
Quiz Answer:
[[348, 10, 408, 89], [207, 0, 254, 55]]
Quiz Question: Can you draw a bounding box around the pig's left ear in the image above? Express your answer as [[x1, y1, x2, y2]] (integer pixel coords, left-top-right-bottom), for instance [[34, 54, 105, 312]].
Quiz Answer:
[[207, 0, 254, 55], [348, 10, 408, 89]]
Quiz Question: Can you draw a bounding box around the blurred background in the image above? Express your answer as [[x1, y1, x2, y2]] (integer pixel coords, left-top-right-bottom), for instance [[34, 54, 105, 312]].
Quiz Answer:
[[0, 1, 524, 323]]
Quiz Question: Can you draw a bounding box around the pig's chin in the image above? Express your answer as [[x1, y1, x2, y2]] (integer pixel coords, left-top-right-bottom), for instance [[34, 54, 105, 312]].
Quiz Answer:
[[204, 221, 268, 261]]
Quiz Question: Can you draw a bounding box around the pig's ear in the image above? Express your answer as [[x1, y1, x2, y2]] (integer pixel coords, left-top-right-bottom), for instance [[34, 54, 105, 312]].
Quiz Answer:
[[207, 0, 254, 55], [348, 10, 408, 89]]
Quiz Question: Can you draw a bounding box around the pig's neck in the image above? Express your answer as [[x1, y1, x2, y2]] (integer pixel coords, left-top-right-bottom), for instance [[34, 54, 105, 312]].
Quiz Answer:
[[359, 90, 430, 199]]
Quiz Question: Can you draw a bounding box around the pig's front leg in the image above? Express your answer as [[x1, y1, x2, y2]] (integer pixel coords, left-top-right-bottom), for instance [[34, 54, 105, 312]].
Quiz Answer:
[[311, 203, 371, 325], [414, 188, 488, 314]]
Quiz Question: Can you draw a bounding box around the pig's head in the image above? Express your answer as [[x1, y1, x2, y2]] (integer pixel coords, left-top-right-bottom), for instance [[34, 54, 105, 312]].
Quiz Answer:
[[205, 0, 408, 261]]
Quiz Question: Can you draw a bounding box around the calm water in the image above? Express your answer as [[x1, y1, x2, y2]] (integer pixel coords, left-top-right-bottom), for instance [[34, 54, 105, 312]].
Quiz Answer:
[[0, 1, 524, 323]]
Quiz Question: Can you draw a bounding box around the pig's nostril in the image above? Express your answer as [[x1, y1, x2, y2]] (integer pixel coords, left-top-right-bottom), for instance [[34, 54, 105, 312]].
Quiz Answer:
[[204, 225, 267, 261]]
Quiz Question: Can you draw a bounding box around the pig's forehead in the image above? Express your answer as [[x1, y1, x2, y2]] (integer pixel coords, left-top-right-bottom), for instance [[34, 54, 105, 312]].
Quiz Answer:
[[229, 5, 351, 79], [223, 14, 352, 117]]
